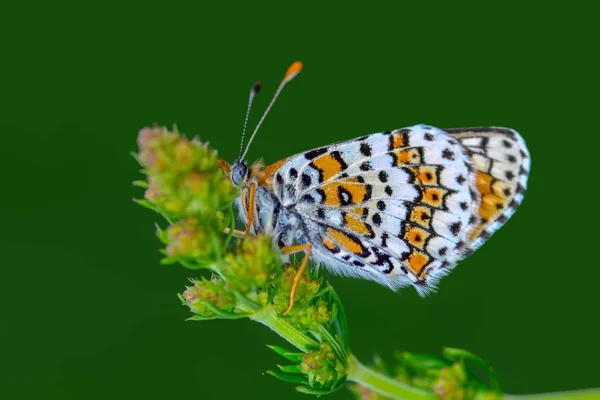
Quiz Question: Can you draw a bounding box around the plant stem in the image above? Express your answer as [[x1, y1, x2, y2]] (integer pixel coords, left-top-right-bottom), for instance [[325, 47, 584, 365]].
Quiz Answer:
[[346, 354, 437, 400], [250, 305, 318, 352], [505, 388, 600, 400]]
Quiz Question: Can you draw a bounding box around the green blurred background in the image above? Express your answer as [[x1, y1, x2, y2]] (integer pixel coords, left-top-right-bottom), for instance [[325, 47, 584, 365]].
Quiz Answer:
[[2, 2, 598, 399]]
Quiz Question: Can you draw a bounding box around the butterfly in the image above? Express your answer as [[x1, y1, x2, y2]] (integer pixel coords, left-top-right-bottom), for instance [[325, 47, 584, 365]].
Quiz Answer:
[[218, 62, 530, 315]]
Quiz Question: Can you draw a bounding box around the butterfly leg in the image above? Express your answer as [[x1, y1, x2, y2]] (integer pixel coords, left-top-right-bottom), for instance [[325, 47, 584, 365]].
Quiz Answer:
[[223, 183, 256, 238], [280, 243, 312, 316]]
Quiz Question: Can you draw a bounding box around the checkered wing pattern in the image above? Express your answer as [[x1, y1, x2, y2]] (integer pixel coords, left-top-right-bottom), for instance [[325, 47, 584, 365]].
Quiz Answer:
[[271, 125, 478, 294]]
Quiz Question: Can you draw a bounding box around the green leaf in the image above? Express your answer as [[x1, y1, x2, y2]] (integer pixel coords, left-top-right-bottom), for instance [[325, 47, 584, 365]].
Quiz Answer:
[[160, 257, 179, 265], [132, 180, 149, 188], [185, 315, 220, 321], [295, 385, 339, 395], [134, 198, 158, 212], [314, 324, 347, 367], [267, 345, 304, 363], [265, 370, 309, 385], [443, 348, 500, 393], [155, 223, 168, 243], [202, 301, 250, 319], [401, 352, 447, 371], [277, 364, 302, 374], [328, 284, 349, 351]]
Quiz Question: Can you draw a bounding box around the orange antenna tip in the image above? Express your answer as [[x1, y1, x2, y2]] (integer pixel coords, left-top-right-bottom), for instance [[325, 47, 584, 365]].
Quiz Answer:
[[283, 61, 303, 82]]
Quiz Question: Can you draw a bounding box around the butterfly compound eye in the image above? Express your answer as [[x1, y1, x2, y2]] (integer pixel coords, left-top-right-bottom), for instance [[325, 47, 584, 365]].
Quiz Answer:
[[231, 163, 248, 186]]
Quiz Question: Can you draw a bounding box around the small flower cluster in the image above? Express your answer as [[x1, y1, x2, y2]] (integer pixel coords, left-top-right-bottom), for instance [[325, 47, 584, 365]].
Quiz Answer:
[[135, 125, 236, 221], [135, 126, 349, 394]]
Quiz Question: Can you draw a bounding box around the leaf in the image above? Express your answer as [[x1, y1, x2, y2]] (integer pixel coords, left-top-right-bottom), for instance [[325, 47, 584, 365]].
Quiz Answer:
[[277, 364, 303, 374], [202, 301, 250, 319], [265, 370, 309, 385], [401, 352, 447, 371], [295, 385, 339, 395], [185, 315, 220, 321], [132, 180, 149, 188], [314, 324, 347, 367], [160, 257, 179, 265], [328, 284, 349, 351], [443, 348, 500, 393], [134, 198, 158, 212], [267, 345, 304, 363]]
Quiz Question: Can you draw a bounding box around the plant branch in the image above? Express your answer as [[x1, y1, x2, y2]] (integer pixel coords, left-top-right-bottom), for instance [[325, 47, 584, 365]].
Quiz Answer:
[[347, 354, 437, 400], [505, 388, 600, 400]]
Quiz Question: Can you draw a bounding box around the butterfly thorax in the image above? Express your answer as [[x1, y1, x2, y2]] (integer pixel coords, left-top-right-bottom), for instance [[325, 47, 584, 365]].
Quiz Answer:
[[234, 159, 305, 250]]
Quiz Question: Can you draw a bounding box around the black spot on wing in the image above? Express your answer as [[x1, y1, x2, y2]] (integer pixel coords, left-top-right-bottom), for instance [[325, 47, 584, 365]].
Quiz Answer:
[[304, 148, 328, 160], [331, 150, 348, 170], [378, 171, 388, 183], [301, 173, 312, 188], [360, 143, 372, 156], [449, 221, 462, 236]]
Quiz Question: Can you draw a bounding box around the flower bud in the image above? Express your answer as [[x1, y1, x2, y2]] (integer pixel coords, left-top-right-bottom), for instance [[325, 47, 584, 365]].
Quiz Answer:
[[166, 217, 213, 260], [182, 278, 235, 317], [432, 363, 467, 400], [301, 343, 340, 388]]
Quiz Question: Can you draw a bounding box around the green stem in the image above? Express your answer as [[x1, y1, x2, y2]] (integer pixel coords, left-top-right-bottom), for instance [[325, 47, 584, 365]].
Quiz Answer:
[[505, 388, 600, 400], [346, 354, 437, 400], [249, 304, 319, 352]]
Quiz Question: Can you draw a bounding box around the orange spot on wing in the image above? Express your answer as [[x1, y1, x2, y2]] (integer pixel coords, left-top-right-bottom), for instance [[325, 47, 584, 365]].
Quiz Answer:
[[410, 206, 432, 228], [416, 166, 437, 185], [344, 183, 368, 203], [469, 225, 487, 241], [395, 149, 421, 165], [405, 225, 430, 249], [344, 213, 370, 236], [469, 175, 510, 241], [322, 237, 337, 251], [350, 207, 366, 217], [391, 133, 405, 149], [421, 188, 445, 208], [258, 158, 290, 187], [321, 182, 342, 206], [476, 172, 493, 195], [312, 154, 344, 181], [406, 251, 429, 275], [320, 182, 369, 207], [327, 228, 363, 255]]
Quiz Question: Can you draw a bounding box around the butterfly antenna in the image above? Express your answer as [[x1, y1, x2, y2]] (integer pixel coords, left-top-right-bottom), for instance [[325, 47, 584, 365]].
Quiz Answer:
[[238, 81, 262, 158], [240, 61, 303, 160]]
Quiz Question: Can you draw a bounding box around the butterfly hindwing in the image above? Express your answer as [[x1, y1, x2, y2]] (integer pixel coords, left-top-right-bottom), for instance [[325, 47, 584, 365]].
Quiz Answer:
[[446, 127, 530, 252]]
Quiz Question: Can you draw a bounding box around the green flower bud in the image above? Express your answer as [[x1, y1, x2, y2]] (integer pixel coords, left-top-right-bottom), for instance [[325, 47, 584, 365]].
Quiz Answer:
[[173, 137, 196, 172], [182, 277, 235, 317], [432, 362, 468, 400], [222, 235, 279, 294], [166, 217, 218, 260], [272, 264, 320, 319], [136, 126, 236, 221], [301, 343, 340, 388]]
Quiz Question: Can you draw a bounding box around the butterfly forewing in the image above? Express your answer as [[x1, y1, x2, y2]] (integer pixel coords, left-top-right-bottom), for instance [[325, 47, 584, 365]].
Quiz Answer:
[[271, 125, 483, 293]]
